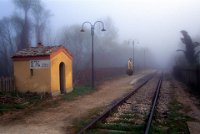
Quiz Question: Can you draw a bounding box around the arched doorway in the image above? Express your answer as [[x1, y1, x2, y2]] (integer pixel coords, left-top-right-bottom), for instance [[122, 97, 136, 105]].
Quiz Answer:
[[59, 62, 66, 94]]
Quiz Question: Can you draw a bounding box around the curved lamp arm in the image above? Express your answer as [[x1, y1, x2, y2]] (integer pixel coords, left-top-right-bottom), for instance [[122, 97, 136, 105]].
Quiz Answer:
[[80, 21, 92, 32], [94, 21, 106, 31]]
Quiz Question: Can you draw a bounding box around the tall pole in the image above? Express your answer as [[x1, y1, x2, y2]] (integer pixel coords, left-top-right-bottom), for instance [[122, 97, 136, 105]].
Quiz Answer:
[[144, 48, 146, 69], [81, 21, 106, 89], [132, 41, 134, 62], [91, 26, 94, 88]]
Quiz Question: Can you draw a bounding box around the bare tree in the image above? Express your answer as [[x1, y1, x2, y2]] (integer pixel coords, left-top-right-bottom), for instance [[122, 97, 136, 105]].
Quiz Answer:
[[0, 0, 51, 76], [31, 0, 51, 43], [13, 0, 33, 50], [94, 17, 121, 68], [0, 17, 16, 76]]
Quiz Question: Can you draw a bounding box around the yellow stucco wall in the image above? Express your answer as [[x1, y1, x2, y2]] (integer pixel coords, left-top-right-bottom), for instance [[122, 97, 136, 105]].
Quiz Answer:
[[13, 60, 51, 93], [50, 51, 73, 95]]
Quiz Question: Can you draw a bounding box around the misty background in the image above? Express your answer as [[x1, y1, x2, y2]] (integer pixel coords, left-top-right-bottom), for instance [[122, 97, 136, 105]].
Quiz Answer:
[[0, 0, 200, 85]]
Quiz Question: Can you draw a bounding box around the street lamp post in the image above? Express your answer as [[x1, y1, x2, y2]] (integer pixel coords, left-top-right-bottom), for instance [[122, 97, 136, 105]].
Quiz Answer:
[[132, 40, 134, 63], [143, 48, 146, 69], [80, 21, 106, 89], [128, 40, 139, 69]]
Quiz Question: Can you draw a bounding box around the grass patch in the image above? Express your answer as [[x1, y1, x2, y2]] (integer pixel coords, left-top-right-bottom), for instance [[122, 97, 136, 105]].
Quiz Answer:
[[165, 100, 192, 133], [72, 106, 104, 133], [0, 91, 46, 114], [96, 123, 145, 134], [151, 82, 193, 134], [149, 125, 168, 134], [48, 100, 60, 108], [0, 104, 13, 112], [87, 129, 132, 134], [0, 86, 94, 114], [109, 118, 135, 124], [14, 102, 29, 109], [63, 86, 94, 101], [150, 100, 191, 134], [119, 113, 136, 119], [87, 129, 130, 134]]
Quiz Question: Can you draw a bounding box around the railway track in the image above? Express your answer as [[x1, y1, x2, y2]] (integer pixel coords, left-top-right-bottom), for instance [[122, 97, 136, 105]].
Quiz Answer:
[[77, 73, 163, 134]]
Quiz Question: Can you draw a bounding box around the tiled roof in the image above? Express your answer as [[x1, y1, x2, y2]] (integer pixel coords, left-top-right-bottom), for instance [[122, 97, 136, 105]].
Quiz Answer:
[[13, 45, 62, 57]]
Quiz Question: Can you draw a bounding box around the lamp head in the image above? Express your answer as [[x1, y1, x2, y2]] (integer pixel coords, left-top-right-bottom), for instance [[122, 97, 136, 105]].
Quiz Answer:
[[101, 28, 106, 32], [80, 29, 85, 32]]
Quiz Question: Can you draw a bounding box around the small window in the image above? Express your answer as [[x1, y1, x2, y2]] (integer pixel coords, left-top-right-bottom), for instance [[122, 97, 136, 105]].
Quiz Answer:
[[30, 69, 33, 76]]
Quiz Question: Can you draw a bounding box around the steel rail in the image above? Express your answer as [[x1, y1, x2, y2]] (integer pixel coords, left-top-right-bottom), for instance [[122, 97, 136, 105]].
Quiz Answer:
[[144, 73, 163, 134], [77, 73, 155, 134]]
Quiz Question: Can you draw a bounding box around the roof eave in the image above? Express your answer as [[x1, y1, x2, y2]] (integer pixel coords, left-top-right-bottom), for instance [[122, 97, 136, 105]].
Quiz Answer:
[[50, 46, 73, 60], [12, 55, 50, 61]]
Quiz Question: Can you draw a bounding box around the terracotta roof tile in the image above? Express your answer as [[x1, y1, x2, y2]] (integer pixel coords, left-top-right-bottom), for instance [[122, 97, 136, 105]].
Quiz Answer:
[[13, 45, 62, 57]]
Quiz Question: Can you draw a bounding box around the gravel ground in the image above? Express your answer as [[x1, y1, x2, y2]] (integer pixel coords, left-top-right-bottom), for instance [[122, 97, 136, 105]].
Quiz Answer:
[[0, 70, 154, 134], [174, 80, 200, 134], [104, 74, 160, 125], [154, 76, 172, 125], [153, 74, 198, 134], [79, 73, 200, 134]]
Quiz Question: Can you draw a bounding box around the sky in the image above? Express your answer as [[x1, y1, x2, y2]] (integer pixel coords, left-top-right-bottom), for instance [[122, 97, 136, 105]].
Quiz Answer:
[[1, 0, 200, 68]]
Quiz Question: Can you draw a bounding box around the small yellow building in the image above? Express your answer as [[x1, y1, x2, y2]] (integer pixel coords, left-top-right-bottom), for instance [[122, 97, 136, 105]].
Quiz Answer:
[[12, 44, 73, 95]]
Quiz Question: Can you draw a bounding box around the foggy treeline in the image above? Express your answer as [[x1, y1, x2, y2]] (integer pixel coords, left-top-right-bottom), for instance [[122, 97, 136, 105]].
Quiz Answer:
[[175, 30, 200, 67], [0, 0, 156, 84], [0, 0, 51, 76], [173, 30, 200, 92]]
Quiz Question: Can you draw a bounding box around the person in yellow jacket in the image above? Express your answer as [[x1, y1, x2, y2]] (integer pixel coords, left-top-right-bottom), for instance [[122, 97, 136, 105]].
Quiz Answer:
[[128, 58, 133, 70], [127, 58, 133, 75]]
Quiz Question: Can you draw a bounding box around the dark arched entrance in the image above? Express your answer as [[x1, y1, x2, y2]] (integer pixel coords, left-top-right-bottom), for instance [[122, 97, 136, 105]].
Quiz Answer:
[[59, 62, 66, 94]]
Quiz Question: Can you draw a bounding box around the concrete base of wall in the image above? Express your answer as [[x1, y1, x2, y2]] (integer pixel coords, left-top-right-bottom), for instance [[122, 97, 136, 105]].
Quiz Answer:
[[66, 88, 73, 93], [51, 91, 61, 96], [47, 88, 73, 96]]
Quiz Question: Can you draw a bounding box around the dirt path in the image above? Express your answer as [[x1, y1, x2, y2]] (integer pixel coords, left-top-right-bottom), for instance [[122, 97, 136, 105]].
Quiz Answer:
[[174, 80, 200, 134], [0, 71, 153, 134]]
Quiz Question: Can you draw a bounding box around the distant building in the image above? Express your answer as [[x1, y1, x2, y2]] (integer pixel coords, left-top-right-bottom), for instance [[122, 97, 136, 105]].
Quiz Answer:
[[12, 43, 73, 95]]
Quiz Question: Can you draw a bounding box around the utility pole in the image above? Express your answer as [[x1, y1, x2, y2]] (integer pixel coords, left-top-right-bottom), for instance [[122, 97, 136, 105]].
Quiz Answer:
[[132, 41, 134, 62], [144, 48, 146, 70]]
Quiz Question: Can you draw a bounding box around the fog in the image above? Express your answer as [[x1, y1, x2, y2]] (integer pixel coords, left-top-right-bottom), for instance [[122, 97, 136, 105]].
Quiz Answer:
[[42, 0, 200, 68], [1, 0, 200, 72]]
